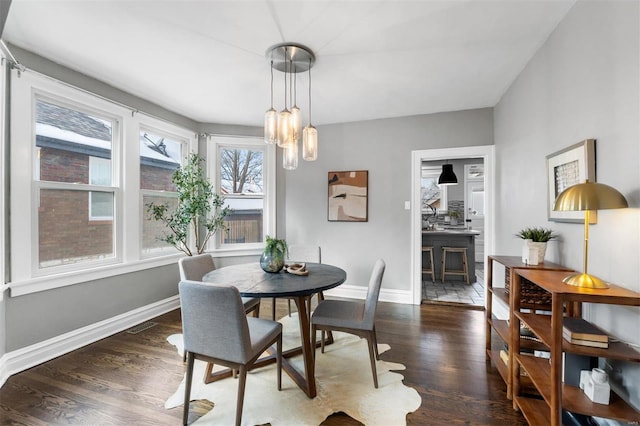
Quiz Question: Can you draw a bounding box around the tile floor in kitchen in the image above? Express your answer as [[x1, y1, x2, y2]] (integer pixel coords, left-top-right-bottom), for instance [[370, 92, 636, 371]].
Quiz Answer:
[[422, 262, 485, 307]]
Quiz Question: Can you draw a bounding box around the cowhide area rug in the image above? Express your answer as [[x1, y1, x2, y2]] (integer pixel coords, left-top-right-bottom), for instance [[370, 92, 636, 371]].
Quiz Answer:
[[165, 313, 421, 425]]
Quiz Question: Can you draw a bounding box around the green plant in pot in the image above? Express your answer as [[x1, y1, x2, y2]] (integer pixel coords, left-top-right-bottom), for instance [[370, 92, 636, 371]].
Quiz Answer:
[[146, 153, 230, 256], [260, 235, 288, 273], [516, 227, 557, 264], [449, 210, 461, 225]]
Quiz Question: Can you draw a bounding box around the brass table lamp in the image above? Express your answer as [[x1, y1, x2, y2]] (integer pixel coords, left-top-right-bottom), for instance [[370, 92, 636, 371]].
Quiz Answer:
[[553, 180, 628, 288]]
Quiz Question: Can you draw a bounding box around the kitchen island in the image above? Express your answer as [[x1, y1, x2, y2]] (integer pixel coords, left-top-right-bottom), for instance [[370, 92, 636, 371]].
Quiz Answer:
[[422, 229, 481, 282]]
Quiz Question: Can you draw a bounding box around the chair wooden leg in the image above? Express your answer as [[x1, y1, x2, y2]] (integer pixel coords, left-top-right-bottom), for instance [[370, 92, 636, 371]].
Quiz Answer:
[[276, 334, 282, 391], [183, 352, 195, 425], [320, 330, 326, 353], [253, 302, 260, 318], [235, 366, 247, 426], [366, 333, 379, 388], [372, 325, 380, 360], [287, 298, 292, 316], [204, 361, 214, 383]]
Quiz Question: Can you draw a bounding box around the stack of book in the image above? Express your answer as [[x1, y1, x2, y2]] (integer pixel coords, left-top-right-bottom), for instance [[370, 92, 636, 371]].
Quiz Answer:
[[562, 317, 609, 348], [499, 349, 528, 376]]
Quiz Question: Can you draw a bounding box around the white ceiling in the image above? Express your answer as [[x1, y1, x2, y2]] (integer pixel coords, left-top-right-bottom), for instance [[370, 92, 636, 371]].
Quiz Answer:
[[3, 0, 575, 126]]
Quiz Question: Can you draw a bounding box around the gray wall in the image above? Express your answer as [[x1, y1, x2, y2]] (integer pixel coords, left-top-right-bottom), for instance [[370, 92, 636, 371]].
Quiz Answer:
[[2, 47, 197, 351], [494, 0, 639, 410], [9, 44, 198, 132], [5, 265, 179, 351], [284, 109, 493, 291]]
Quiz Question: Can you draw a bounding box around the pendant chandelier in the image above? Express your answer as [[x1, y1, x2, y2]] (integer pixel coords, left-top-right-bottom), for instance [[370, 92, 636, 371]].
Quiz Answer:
[[438, 163, 458, 185], [264, 43, 317, 170]]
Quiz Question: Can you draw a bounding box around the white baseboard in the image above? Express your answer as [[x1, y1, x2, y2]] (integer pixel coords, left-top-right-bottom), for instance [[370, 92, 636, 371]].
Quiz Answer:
[[0, 295, 180, 389], [325, 285, 414, 305]]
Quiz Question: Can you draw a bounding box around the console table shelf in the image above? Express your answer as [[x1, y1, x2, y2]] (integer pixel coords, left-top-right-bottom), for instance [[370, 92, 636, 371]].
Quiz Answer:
[[485, 255, 573, 401], [511, 269, 640, 425]]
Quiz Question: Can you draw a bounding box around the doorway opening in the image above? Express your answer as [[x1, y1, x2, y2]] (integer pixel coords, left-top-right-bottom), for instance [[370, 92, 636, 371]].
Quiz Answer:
[[410, 146, 495, 308]]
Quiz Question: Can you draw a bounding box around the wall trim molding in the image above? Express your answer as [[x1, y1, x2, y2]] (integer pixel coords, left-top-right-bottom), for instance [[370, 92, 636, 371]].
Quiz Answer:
[[325, 285, 413, 305], [0, 295, 180, 388]]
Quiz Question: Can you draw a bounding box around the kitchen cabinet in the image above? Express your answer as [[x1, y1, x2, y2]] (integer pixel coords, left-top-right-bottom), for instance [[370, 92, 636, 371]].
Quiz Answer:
[[422, 230, 480, 281]]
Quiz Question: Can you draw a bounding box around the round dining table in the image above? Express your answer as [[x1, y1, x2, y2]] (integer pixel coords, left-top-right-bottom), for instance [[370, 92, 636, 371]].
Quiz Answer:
[[202, 262, 346, 398]]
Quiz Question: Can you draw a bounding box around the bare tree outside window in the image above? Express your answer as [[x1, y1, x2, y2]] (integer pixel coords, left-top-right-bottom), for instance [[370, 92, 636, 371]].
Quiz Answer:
[[219, 147, 265, 245], [220, 148, 263, 195]]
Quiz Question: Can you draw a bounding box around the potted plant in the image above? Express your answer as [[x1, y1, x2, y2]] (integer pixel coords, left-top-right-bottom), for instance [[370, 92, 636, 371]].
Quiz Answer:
[[449, 210, 461, 226], [146, 153, 230, 256], [260, 235, 288, 273], [516, 227, 557, 264]]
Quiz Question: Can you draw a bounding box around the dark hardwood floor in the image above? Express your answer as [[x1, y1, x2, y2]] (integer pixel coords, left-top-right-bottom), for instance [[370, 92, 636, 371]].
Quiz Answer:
[[0, 299, 526, 425]]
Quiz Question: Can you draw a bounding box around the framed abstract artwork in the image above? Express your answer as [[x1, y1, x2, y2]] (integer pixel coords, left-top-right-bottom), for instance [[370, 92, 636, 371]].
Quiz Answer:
[[328, 170, 368, 222], [546, 139, 596, 223]]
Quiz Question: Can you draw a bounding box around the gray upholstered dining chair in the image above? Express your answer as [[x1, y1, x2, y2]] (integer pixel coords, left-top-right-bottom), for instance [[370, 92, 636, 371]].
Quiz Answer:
[[311, 258, 386, 388], [179, 280, 282, 426], [179, 254, 260, 317], [273, 245, 321, 320]]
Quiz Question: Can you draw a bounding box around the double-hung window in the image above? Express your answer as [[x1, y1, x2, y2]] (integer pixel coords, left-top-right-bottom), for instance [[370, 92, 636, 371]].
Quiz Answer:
[[208, 136, 275, 254], [139, 126, 189, 257], [10, 70, 196, 294], [33, 97, 119, 271]]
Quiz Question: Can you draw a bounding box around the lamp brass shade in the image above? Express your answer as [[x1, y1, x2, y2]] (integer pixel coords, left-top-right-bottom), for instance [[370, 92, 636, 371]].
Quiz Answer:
[[554, 181, 628, 211], [552, 180, 628, 289]]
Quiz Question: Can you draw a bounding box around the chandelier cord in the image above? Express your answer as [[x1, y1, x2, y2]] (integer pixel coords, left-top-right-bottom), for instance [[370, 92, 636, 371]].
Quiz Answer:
[[283, 47, 288, 110], [289, 57, 294, 109], [269, 60, 274, 108], [308, 58, 312, 123], [293, 61, 297, 107]]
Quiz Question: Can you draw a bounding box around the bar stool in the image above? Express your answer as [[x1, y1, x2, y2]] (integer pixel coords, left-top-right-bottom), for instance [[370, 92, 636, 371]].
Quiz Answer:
[[441, 246, 469, 284], [421, 246, 436, 282]]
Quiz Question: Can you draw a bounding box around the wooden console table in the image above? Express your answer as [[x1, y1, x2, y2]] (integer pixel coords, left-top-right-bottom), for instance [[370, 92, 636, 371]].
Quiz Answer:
[[511, 269, 640, 425], [485, 255, 573, 400]]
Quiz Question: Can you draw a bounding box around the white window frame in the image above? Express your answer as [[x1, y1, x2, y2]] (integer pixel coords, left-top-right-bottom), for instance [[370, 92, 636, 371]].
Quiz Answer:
[[421, 166, 448, 213], [207, 135, 276, 256], [29, 91, 121, 276], [137, 119, 195, 259], [0, 55, 6, 300], [9, 70, 197, 296], [89, 156, 114, 221]]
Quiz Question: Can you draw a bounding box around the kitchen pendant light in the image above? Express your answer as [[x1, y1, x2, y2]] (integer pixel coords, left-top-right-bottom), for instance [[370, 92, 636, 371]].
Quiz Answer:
[[303, 57, 317, 161], [438, 163, 458, 185]]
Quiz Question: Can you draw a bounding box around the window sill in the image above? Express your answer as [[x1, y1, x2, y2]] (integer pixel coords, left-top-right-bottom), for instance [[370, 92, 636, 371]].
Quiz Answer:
[[211, 247, 263, 258], [8, 254, 183, 297]]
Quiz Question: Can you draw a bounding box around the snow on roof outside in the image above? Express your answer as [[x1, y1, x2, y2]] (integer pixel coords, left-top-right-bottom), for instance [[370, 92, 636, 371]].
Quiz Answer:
[[223, 197, 263, 210], [139, 134, 181, 164], [37, 123, 111, 151], [36, 123, 180, 164]]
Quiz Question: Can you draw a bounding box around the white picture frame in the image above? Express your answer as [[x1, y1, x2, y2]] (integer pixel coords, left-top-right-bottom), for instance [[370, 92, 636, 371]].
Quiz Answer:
[[546, 139, 596, 223]]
